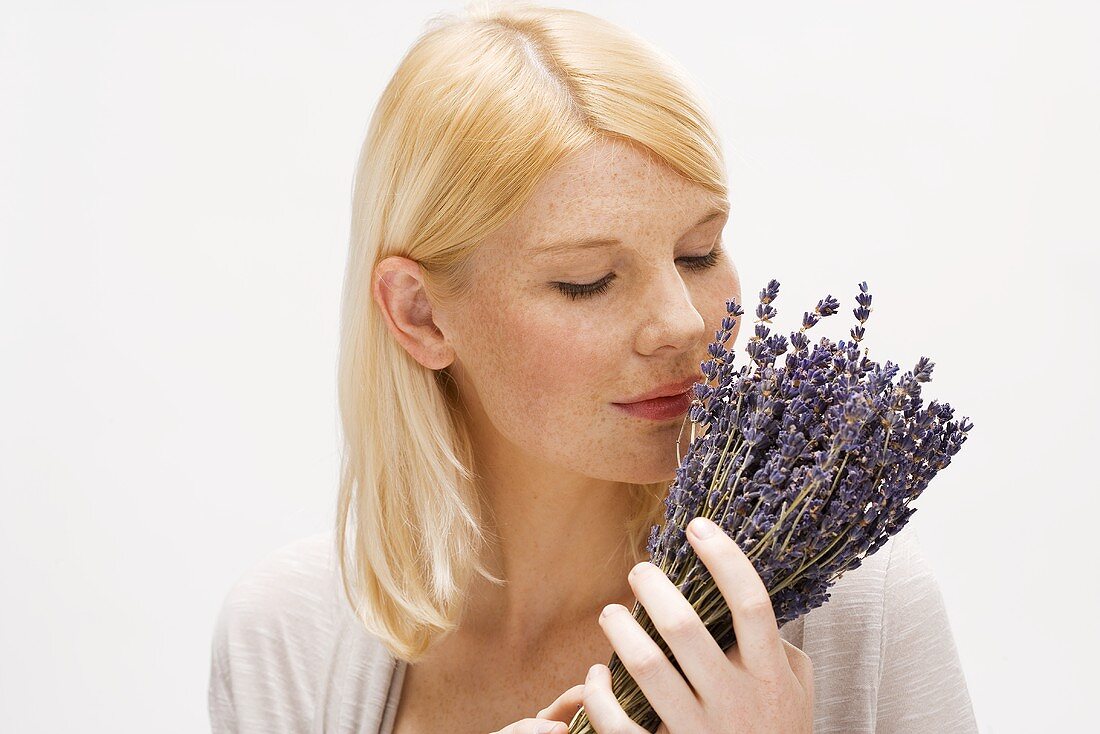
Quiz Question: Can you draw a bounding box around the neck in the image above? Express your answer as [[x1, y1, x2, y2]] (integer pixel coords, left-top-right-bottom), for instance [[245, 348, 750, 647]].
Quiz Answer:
[[459, 466, 643, 647]]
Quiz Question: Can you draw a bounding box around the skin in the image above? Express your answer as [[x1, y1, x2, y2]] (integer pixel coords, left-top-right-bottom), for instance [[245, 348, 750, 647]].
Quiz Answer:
[[373, 138, 813, 732]]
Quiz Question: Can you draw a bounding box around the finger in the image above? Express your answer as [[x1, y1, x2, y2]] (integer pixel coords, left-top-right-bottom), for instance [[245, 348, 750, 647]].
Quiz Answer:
[[626, 560, 728, 702], [535, 683, 586, 721], [597, 604, 698, 730], [492, 718, 568, 734], [582, 663, 647, 734], [686, 516, 787, 678], [782, 639, 815, 691]]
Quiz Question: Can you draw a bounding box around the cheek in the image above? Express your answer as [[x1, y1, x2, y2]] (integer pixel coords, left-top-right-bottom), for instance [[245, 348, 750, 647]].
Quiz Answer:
[[509, 302, 619, 405], [463, 296, 616, 431], [460, 299, 656, 479], [457, 271, 743, 483]]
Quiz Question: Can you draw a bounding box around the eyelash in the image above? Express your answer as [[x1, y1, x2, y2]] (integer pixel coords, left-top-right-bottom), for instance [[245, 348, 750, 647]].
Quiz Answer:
[[552, 247, 724, 301]]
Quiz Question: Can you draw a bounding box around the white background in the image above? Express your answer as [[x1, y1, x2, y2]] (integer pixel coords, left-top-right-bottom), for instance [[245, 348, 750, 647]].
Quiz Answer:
[[2, 1, 1096, 732]]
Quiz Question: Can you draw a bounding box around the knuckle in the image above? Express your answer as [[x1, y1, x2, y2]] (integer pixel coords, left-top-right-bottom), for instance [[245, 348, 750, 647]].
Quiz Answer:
[[663, 611, 701, 640], [632, 649, 667, 681], [758, 672, 788, 700], [755, 665, 785, 689], [735, 595, 774, 620]]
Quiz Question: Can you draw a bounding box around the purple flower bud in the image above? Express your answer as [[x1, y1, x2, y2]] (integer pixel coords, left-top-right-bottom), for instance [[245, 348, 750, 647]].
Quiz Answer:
[[616, 278, 974, 734]]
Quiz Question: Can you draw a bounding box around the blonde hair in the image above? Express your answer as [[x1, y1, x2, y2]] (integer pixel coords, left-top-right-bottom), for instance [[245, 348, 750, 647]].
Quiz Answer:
[[336, 0, 730, 662]]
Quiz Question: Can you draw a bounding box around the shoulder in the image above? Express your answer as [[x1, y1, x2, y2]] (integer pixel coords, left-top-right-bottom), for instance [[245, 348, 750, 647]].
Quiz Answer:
[[208, 531, 350, 732], [879, 525, 942, 606], [804, 528, 902, 626], [796, 529, 899, 670], [803, 527, 947, 652], [875, 530, 979, 730], [799, 528, 978, 732], [799, 527, 951, 644], [212, 530, 344, 647], [792, 530, 899, 730]]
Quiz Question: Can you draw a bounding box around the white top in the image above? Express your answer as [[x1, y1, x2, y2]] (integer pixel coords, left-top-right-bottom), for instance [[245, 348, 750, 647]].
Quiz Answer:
[[207, 527, 980, 733]]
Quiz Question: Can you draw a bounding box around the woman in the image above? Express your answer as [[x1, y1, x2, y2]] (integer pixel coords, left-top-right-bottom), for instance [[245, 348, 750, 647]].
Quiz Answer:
[[208, 3, 980, 733]]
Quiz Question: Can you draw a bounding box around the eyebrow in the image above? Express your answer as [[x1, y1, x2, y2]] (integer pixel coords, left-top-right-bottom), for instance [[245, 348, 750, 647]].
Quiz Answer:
[[532, 206, 729, 257]]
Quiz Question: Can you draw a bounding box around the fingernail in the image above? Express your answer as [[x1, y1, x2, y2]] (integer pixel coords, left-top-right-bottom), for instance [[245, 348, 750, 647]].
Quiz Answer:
[[690, 516, 716, 539], [536, 725, 561, 734]]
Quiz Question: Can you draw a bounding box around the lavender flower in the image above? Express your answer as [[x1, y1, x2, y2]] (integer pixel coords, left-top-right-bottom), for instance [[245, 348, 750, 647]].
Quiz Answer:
[[568, 279, 974, 734]]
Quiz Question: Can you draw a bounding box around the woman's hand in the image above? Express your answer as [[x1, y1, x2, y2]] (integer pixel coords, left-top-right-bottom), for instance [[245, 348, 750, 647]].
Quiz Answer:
[[586, 516, 814, 734], [489, 683, 586, 734]]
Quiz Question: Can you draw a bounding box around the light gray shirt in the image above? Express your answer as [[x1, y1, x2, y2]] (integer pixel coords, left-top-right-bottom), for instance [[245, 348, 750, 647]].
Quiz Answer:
[[208, 527, 979, 733]]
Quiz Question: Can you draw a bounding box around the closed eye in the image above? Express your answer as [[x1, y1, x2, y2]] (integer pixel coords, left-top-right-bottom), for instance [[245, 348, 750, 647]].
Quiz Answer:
[[552, 246, 724, 301]]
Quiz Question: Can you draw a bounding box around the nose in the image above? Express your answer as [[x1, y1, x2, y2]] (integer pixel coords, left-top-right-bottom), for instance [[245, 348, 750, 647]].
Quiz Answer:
[[634, 265, 708, 356]]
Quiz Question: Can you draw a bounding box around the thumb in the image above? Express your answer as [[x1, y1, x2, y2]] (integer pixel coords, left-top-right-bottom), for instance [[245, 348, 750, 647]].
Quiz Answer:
[[534, 683, 586, 722]]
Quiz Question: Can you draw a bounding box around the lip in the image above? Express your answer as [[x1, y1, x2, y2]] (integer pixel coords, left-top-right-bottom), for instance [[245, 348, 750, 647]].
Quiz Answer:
[[614, 375, 700, 405], [612, 391, 693, 422]]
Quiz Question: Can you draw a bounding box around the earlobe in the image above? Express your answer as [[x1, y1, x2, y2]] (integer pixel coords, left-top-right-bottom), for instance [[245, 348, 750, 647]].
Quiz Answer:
[[372, 257, 455, 370]]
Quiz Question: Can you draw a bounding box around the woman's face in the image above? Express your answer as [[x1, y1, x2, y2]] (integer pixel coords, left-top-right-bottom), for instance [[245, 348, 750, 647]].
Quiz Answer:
[[435, 139, 742, 485]]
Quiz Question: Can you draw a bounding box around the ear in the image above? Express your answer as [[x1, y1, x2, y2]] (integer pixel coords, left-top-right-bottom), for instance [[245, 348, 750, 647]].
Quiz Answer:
[[372, 256, 455, 370]]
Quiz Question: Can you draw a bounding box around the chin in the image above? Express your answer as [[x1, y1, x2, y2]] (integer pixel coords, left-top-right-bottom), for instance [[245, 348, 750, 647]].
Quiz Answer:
[[619, 465, 678, 485]]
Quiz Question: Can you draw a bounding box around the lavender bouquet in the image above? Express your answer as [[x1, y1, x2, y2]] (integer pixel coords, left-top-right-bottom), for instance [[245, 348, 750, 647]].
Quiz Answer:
[[567, 279, 973, 734]]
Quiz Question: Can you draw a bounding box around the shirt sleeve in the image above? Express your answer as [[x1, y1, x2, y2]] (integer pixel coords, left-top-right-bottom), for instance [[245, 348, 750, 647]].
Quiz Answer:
[[874, 529, 980, 733], [205, 532, 340, 734], [208, 626, 239, 734]]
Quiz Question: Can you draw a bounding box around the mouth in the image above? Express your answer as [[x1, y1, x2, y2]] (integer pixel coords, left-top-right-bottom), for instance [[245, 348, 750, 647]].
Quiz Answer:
[[616, 374, 700, 405], [611, 389, 693, 422]]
